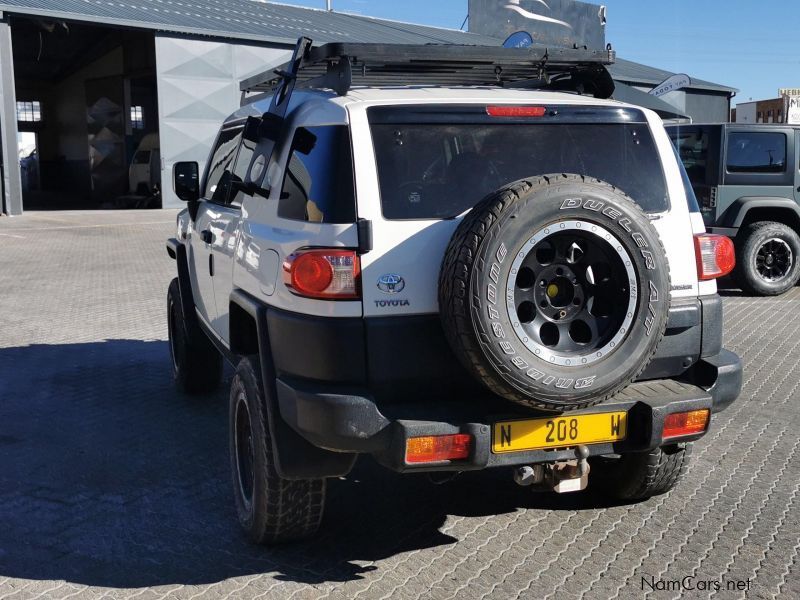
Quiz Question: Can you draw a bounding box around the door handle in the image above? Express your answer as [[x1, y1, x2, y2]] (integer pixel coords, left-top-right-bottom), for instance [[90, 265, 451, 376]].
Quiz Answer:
[[200, 230, 213, 244]]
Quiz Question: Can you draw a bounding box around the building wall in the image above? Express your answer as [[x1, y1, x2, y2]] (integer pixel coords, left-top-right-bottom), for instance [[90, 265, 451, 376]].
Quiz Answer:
[[735, 101, 757, 124], [626, 84, 731, 123], [155, 36, 290, 208], [735, 97, 786, 124]]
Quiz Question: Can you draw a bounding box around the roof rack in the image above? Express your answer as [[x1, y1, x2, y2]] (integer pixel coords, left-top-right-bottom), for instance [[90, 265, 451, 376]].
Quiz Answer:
[[241, 40, 617, 100]]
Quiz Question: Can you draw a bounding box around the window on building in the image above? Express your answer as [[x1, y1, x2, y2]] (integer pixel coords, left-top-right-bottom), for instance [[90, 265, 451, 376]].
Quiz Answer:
[[727, 132, 787, 173], [756, 111, 763, 123], [130, 106, 145, 130], [16, 101, 42, 122], [278, 125, 356, 223]]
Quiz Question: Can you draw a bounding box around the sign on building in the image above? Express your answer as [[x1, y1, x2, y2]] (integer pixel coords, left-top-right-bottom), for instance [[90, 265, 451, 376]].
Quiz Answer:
[[469, 0, 606, 50], [649, 74, 691, 97], [786, 97, 800, 125], [781, 89, 800, 125]]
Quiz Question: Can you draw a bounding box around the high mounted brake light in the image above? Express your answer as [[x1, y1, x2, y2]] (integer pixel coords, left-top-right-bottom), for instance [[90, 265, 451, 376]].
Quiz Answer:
[[694, 234, 735, 281], [486, 106, 547, 118], [283, 249, 360, 299]]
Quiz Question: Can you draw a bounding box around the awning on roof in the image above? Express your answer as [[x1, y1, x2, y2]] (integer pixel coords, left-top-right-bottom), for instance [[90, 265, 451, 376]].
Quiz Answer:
[[612, 82, 690, 120]]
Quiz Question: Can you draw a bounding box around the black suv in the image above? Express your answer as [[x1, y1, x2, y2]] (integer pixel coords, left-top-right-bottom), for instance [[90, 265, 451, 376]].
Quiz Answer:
[[667, 123, 800, 295]]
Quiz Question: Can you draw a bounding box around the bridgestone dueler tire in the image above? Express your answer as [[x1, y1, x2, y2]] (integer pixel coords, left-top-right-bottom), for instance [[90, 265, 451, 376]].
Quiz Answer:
[[599, 443, 693, 500], [230, 356, 326, 544], [167, 278, 223, 395], [734, 221, 800, 296], [439, 174, 670, 412]]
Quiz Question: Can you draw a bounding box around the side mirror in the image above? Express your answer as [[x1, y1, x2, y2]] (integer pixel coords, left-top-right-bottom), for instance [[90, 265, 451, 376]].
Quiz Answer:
[[174, 162, 200, 202]]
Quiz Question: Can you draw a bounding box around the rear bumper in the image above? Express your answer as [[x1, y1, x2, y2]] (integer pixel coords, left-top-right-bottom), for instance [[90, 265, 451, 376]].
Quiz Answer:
[[276, 349, 742, 473]]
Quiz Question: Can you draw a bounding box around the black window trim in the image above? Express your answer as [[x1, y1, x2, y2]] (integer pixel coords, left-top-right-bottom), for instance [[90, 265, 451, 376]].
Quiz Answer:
[[201, 118, 248, 205]]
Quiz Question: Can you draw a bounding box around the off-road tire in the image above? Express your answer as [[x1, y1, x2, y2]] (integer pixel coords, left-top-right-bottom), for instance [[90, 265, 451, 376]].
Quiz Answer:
[[600, 443, 692, 500], [439, 174, 670, 412], [167, 278, 222, 394], [735, 221, 800, 296], [229, 356, 326, 544]]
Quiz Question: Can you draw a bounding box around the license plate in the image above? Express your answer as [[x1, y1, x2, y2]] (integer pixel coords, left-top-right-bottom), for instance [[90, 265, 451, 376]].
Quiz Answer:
[[492, 412, 627, 453]]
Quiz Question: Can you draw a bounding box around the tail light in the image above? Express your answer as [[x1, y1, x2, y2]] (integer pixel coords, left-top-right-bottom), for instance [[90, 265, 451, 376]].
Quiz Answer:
[[405, 434, 472, 464], [694, 234, 735, 280], [283, 249, 360, 299], [662, 409, 710, 440], [486, 105, 547, 117]]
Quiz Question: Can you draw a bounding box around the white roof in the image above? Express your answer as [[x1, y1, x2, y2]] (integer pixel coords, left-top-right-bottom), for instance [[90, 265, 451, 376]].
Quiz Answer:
[[231, 86, 640, 126]]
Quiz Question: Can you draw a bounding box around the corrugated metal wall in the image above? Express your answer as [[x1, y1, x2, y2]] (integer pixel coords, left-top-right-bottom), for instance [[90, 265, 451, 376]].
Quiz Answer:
[[155, 36, 289, 208]]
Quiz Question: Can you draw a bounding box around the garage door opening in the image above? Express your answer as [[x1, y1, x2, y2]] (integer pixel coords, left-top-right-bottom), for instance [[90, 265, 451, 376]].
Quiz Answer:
[[11, 18, 161, 210]]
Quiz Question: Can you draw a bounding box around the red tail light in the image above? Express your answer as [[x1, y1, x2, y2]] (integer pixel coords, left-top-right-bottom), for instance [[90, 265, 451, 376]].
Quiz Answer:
[[405, 434, 472, 464], [486, 105, 547, 118], [662, 409, 710, 440], [283, 249, 360, 299], [694, 234, 735, 281]]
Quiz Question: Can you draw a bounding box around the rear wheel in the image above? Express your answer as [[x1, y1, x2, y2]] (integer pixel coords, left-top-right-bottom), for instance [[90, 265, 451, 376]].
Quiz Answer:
[[735, 221, 800, 296], [230, 356, 326, 544], [167, 278, 222, 394], [594, 443, 692, 500]]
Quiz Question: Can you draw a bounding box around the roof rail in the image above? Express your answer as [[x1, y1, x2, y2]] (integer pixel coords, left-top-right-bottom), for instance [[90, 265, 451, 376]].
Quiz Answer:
[[241, 39, 617, 100]]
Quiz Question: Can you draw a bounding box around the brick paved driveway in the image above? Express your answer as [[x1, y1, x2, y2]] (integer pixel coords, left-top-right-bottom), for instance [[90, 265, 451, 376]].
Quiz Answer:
[[0, 211, 797, 599]]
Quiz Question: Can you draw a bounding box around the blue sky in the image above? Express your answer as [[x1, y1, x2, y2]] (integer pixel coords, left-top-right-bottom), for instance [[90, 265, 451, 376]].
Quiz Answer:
[[279, 0, 799, 105]]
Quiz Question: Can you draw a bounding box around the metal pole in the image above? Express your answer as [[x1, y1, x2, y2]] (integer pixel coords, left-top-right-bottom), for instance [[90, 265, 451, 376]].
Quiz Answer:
[[327, 0, 332, 11], [0, 14, 23, 215]]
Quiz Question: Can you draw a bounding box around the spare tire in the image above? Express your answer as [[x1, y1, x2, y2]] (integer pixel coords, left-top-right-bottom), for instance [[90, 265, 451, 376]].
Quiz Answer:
[[439, 174, 670, 412]]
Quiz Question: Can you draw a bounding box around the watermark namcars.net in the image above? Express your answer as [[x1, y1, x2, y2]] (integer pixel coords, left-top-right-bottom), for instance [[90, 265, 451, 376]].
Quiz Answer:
[[641, 575, 752, 593]]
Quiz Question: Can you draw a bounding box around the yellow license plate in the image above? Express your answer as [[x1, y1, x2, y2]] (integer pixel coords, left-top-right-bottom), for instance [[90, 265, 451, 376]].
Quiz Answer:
[[492, 412, 627, 453]]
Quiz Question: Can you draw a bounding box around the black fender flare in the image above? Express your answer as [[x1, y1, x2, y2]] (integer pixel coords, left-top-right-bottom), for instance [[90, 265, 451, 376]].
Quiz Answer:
[[719, 197, 800, 229], [229, 289, 357, 480], [167, 238, 198, 328]]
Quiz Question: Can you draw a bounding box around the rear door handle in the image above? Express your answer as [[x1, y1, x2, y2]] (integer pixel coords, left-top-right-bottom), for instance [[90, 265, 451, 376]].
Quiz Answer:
[[200, 230, 213, 244]]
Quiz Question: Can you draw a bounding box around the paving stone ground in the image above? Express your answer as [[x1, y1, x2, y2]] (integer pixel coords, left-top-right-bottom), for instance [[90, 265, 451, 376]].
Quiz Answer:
[[0, 210, 797, 600]]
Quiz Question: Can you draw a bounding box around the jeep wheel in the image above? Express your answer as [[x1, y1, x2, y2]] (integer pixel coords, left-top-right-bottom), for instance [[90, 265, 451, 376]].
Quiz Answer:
[[735, 221, 800, 296], [594, 443, 692, 500], [230, 356, 326, 544], [167, 278, 222, 394], [439, 174, 670, 412]]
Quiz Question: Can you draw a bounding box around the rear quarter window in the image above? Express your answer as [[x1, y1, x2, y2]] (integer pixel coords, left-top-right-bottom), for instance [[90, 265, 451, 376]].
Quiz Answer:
[[726, 132, 787, 173], [278, 125, 356, 224]]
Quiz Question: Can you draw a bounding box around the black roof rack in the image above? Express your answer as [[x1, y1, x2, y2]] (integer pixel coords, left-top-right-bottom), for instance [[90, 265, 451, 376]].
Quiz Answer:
[[240, 40, 617, 100]]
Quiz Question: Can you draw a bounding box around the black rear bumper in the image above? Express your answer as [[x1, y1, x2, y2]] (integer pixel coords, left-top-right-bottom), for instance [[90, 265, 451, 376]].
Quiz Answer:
[[276, 349, 742, 473]]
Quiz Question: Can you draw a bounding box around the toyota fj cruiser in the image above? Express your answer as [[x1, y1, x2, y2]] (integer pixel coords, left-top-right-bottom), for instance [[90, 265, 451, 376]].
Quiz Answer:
[[166, 39, 742, 544], [667, 123, 800, 295]]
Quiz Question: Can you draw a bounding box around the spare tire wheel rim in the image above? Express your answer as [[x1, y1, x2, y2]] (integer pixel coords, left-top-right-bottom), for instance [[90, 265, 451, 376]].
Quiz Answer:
[[505, 220, 637, 367], [755, 237, 792, 282]]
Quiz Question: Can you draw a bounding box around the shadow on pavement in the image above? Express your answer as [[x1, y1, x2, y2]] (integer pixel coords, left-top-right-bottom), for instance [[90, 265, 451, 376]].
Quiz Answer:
[[0, 339, 617, 589]]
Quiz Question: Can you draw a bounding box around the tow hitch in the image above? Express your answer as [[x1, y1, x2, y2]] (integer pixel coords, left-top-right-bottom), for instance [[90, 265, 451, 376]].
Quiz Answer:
[[513, 445, 591, 493]]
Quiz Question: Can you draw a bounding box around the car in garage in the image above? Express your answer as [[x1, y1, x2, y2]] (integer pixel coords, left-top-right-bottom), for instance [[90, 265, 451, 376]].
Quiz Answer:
[[165, 39, 743, 543]]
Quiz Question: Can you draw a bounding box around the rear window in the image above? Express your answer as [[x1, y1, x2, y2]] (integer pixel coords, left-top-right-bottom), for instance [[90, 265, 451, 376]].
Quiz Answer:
[[668, 126, 710, 185], [369, 106, 669, 219]]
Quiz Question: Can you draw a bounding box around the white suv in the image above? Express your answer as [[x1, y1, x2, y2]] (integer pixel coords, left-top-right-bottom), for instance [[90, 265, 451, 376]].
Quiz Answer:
[[166, 40, 742, 544]]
